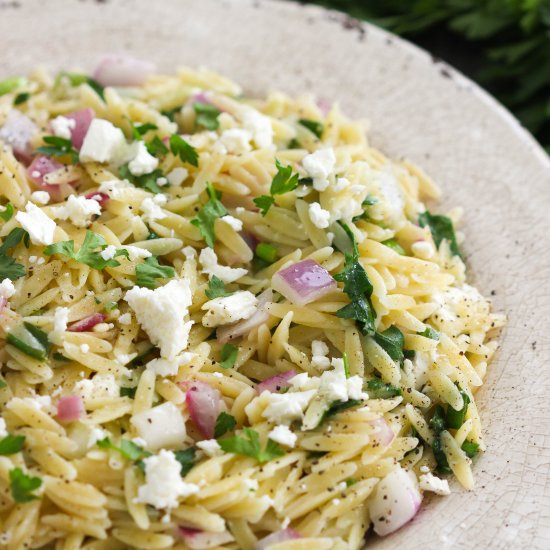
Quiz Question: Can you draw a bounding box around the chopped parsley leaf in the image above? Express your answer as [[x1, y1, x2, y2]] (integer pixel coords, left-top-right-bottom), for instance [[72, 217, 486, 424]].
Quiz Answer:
[[0, 77, 25, 96], [429, 405, 452, 474], [253, 159, 300, 216], [191, 182, 227, 247], [9, 467, 42, 503], [119, 387, 137, 398], [255, 242, 277, 264], [0, 435, 25, 455], [146, 136, 169, 157], [219, 344, 238, 369], [97, 437, 151, 462], [118, 164, 165, 194], [170, 134, 199, 167], [342, 352, 350, 378], [0, 227, 26, 281], [135, 256, 175, 289], [334, 251, 376, 336], [0, 203, 14, 221], [129, 121, 158, 140], [14, 92, 30, 106], [193, 102, 221, 131], [320, 399, 362, 425], [219, 427, 284, 463], [374, 326, 405, 363], [419, 210, 461, 257], [214, 412, 237, 438], [173, 448, 196, 476], [298, 118, 324, 139], [205, 275, 232, 299], [366, 378, 402, 399], [44, 231, 128, 270], [35, 136, 79, 163]]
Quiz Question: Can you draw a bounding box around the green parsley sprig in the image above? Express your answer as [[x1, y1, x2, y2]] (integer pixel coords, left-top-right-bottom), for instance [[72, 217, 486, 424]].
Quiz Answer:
[[36, 136, 79, 164], [135, 256, 175, 289], [219, 427, 284, 463], [254, 159, 300, 216], [191, 182, 227, 248]]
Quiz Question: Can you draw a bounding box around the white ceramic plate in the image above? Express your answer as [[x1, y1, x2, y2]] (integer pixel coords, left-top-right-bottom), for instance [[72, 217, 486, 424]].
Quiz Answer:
[[1, 0, 549, 548]]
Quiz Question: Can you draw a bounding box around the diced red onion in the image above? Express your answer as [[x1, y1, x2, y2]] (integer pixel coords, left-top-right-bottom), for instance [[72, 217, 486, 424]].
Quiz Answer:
[[93, 54, 156, 87], [189, 92, 211, 106], [272, 259, 336, 306], [185, 381, 221, 439], [0, 109, 37, 163], [64, 108, 95, 150], [217, 289, 272, 344], [67, 313, 107, 332], [0, 297, 7, 312], [370, 467, 422, 536], [369, 417, 395, 447], [177, 528, 234, 549], [27, 155, 75, 203], [256, 370, 296, 395], [56, 395, 84, 422], [85, 191, 110, 207], [253, 528, 301, 550]]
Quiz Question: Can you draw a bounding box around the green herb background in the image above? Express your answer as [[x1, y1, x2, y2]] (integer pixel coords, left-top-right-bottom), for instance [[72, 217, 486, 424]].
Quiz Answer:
[[305, 0, 550, 153]]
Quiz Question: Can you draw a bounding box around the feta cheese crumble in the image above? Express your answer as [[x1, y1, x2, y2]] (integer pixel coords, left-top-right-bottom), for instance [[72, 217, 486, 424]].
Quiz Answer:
[[125, 245, 152, 262], [146, 353, 194, 377], [140, 197, 166, 222], [124, 279, 193, 360], [0, 418, 7, 438], [135, 449, 199, 509], [268, 425, 297, 448], [216, 128, 252, 155], [201, 291, 258, 327], [30, 190, 50, 205], [50, 115, 76, 140], [308, 202, 331, 229], [196, 439, 223, 457], [118, 312, 132, 325], [221, 215, 243, 232], [259, 389, 317, 425], [419, 472, 451, 496], [302, 148, 336, 191], [411, 240, 435, 260], [52, 195, 101, 228], [199, 247, 247, 283], [15, 202, 56, 245], [80, 119, 129, 164], [100, 245, 117, 261], [0, 278, 16, 301], [311, 339, 330, 370], [241, 109, 273, 148], [128, 140, 159, 176]]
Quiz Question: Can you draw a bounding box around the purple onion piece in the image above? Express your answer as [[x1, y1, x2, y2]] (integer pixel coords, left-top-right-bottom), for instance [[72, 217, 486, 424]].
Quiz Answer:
[[256, 370, 297, 395], [272, 259, 336, 306]]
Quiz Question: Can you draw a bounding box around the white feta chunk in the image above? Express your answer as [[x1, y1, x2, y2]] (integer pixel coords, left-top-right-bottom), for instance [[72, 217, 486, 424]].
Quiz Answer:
[[196, 439, 223, 457], [411, 240, 435, 260], [308, 202, 330, 229], [268, 425, 297, 448], [0, 418, 7, 438], [118, 312, 132, 325], [146, 353, 194, 377], [217, 128, 252, 155], [242, 109, 273, 148], [52, 195, 101, 228], [51, 115, 76, 140], [419, 472, 451, 495], [302, 148, 336, 191], [100, 244, 117, 261], [260, 389, 317, 425], [30, 190, 50, 205], [124, 279, 193, 360], [128, 141, 159, 176], [201, 291, 257, 327], [199, 247, 247, 284], [15, 202, 56, 245], [75, 374, 119, 401], [124, 245, 152, 262], [131, 402, 187, 450], [140, 197, 166, 222], [221, 215, 243, 232], [80, 119, 129, 164], [135, 449, 199, 508], [0, 278, 16, 300]]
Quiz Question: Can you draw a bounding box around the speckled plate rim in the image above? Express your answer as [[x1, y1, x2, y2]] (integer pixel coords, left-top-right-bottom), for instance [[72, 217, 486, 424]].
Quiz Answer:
[[1, 0, 549, 548]]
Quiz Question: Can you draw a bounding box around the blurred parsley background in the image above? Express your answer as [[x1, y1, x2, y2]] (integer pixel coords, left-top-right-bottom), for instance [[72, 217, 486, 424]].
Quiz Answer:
[[306, 0, 550, 153]]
